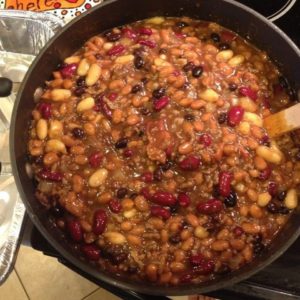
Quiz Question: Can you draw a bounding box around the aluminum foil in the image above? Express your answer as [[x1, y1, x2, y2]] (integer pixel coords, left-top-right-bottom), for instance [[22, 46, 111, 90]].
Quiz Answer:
[[0, 10, 64, 284]]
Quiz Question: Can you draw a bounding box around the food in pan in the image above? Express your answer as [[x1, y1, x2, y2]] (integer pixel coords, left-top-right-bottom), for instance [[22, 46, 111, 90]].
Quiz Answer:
[[27, 17, 299, 285]]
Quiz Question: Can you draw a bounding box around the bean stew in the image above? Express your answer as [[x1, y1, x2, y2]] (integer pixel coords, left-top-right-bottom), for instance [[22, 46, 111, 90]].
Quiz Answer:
[[27, 16, 300, 285]]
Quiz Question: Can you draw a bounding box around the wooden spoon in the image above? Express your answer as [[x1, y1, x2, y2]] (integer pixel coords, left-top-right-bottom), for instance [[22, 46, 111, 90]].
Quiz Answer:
[[263, 103, 300, 138]]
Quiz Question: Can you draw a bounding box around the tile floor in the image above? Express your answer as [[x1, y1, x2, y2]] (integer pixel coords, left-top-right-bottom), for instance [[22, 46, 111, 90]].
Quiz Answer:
[[0, 245, 212, 300], [0, 245, 120, 300]]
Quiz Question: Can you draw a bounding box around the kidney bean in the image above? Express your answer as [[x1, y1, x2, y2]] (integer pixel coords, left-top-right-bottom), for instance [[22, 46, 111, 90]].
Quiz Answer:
[[153, 96, 169, 111], [74, 87, 85, 97], [106, 32, 121, 42], [108, 92, 118, 101], [138, 27, 153, 35], [219, 171, 232, 197], [138, 39, 157, 48], [227, 106, 244, 127], [151, 191, 177, 206], [140, 187, 152, 200], [38, 169, 63, 182], [151, 206, 171, 220], [193, 260, 215, 275], [177, 193, 191, 207], [38, 103, 51, 119], [107, 44, 125, 56], [196, 199, 223, 215], [109, 199, 122, 213], [122, 28, 137, 40], [123, 149, 133, 158], [233, 226, 244, 237], [96, 95, 112, 119], [89, 152, 102, 168], [141, 171, 153, 183], [67, 219, 83, 242], [259, 166, 272, 181], [82, 244, 101, 261], [179, 155, 201, 171], [220, 30, 237, 42], [189, 254, 205, 266], [175, 32, 187, 39], [268, 181, 278, 196], [217, 112, 227, 124], [60, 63, 77, 78], [92, 209, 107, 235], [179, 273, 194, 284], [199, 133, 212, 147], [239, 86, 258, 101]]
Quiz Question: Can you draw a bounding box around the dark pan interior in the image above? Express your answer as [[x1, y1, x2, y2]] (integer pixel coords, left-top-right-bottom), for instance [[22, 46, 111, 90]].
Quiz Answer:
[[10, 0, 300, 295]]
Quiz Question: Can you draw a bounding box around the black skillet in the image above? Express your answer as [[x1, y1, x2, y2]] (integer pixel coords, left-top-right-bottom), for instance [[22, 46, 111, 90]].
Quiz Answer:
[[10, 0, 300, 296]]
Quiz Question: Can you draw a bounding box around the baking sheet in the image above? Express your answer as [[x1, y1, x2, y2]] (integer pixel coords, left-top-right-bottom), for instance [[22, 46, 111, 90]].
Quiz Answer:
[[0, 10, 64, 284]]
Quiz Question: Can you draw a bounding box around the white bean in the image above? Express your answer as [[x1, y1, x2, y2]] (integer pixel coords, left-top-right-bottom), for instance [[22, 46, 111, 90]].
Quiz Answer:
[[36, 119, 48, 140], [228, 55, 245, 67], [284, 189, 298, 209], [77, 97, 95, 112], [256, 146, 282, 164], [77, 58, 90, 76], [64, 56, 80, 64], [49, 120, 63, 139], [199, 88, 219, 102], [51, 89, 71, 102], [86, 63, 101, 86], [104, 232, 126, 244], [146, 16, 165, 24], [216, 50, 234, 62], [88, 168, 108, 187], [115, 55, 134, 64], [243, 112, 263, 127], [45, 139, 66, 154], [257, 192, 272, 207]]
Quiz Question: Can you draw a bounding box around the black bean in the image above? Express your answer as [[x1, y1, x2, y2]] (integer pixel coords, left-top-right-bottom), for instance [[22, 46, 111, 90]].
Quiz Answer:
[[277, 191, 287, 201], [140, 107, 151, 116], [34, 155, 43, 165], [182, 62, 194, 72], [279, 206, 290, 215], [153, 168, 163, 181], [159, 48, 168, 55], [212, 184, 220, 198], [295, 151, 300, 161], [224, 190, 237, 207], [115, 138, 128, 149], [228, 83, 237, 91], [192, 66, 203, 78], [287, 88, 297, 101], [184, 113, 195, 121], [127, 264, 138, 274], [74, 87, 85, 96], [216, 264, 231, 275], [252, 234, 263, 243], [110, 252, 128, 265], [219, 43, 230, 50], [72, 127, 85, 139], [267, 201, 279, 214], [138, 130, 144, 137], [134, 55, 144, 69], [129, 193, 138, 199], [50, 205, 64, 217], [131, 84, 142, 93], [160, 161, 173, 171], [253, 241, 265, 255], [76, 77, 86, 87], [176, 21, 189, 28], [217, 113, 227, 124], [278, 75, 289, 89], [169, 234, 181, 244], [105, 31, 121, 42], [141, 77, 148, 85], [116, 188, 128, 199], [152, 87, 166, 99], [210, 33, 220, 43], [170, 204, 179, 213]]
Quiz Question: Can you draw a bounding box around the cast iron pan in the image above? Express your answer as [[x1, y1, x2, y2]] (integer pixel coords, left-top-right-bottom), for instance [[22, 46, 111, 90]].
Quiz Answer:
[[10, 0, 300, 295]]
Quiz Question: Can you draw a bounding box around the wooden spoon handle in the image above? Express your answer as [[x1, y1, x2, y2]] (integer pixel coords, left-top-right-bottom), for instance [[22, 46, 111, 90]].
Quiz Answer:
[[263, 103, 300, 138]]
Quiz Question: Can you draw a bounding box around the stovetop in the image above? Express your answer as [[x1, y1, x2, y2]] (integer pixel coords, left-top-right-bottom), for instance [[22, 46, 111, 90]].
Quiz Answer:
[[20, 1, 300, 299]]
